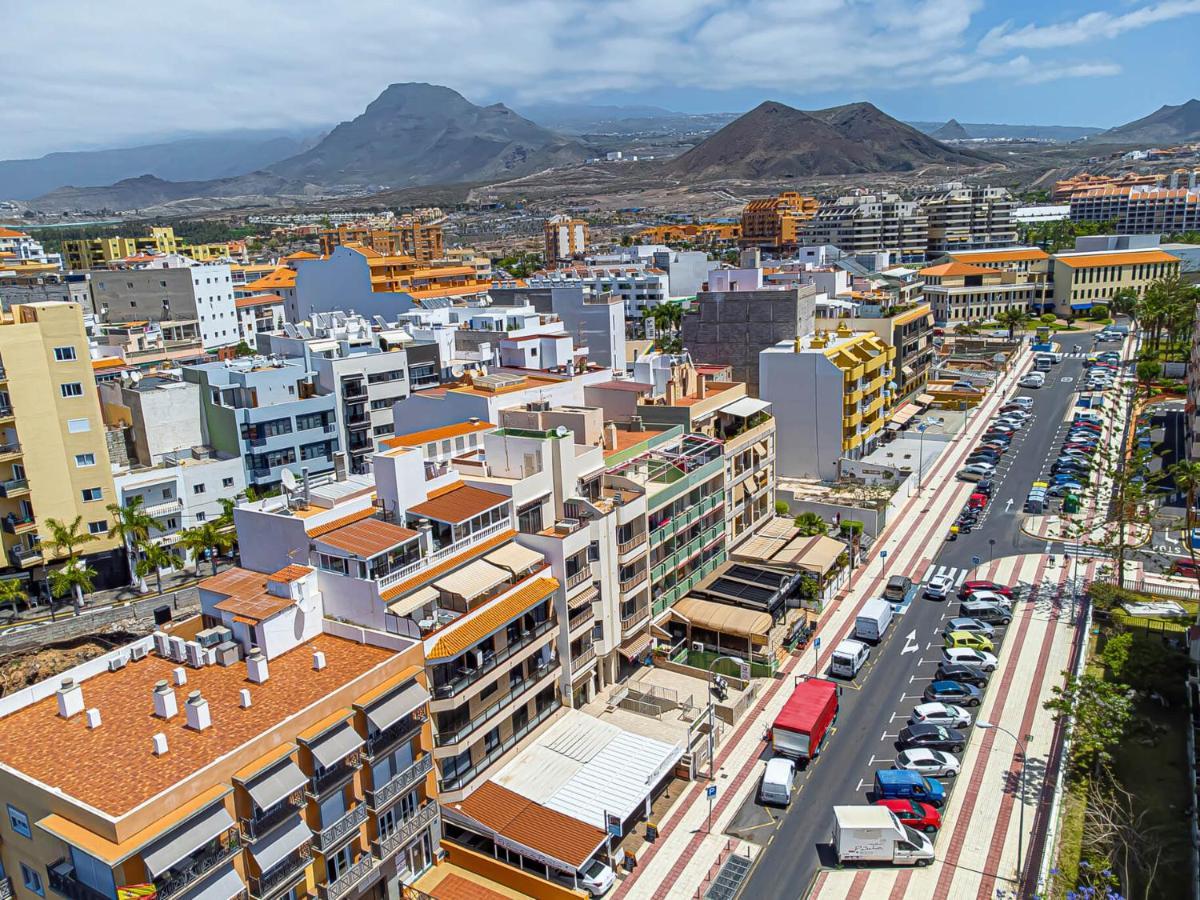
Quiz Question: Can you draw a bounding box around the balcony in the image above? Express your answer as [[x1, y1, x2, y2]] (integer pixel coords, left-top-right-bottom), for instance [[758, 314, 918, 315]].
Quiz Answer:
[[342, 383, 367, 401], [0, 876, 12, 900], [249, 847, 311, 900], [565, 567, 591, 591], [317, 852, 377, 900], [0, 405, 13, 421], [372, 802, 439, 861], [307, 755, 360, 799], [439, 699, 561, 793], [434, 660, 559, 748], [364, 712, 423, 761], [0, 442, 21, 461], [620, 603, 649, 632], [617, 532, 648, 557], [240, 794, 304, 842], [346, 414, 371, 430], [366, 755, 433, 811], [154, 830, 243, 900], [0, 478, 29, 498], [313, 804, 367, 854], [10, 544, 43, 567], [619, 568, 648, 593], [375, 519, 513, 592], [47, 861, 110, 900], [2, 512, 35, 534], [430, 618, 553, 700], [571, 644, 596, 672], [567, 603, 594, 635]]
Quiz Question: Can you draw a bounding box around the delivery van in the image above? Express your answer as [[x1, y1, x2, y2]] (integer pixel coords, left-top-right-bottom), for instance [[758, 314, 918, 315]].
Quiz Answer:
[[855, 598, 894, 643], [759, 757, 796, 806], [830, 639, 870, 678], [832, 806, 935, 866]]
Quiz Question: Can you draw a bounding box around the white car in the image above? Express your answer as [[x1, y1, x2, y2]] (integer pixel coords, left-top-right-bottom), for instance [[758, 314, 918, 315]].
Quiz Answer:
[[1019, 375, 1044, 388], [942, 647, 999, 672], [895, 748, 961, 778], [909, 702, 972, 729], [924, 574, 955, 599], [960, 462, 995, 476], [963, 590, 1012, 609]]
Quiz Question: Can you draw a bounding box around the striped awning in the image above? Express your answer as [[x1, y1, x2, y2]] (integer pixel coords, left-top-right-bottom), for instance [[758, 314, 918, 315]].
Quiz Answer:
[[617, 631, 653, 662]]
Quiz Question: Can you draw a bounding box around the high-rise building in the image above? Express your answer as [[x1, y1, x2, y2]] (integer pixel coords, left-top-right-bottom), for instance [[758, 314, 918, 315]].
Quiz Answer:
[[798, 194, 929, 261], [543, 215, 589, 265], [916, 185, 1017, 255], [739, 192, 819, 249]]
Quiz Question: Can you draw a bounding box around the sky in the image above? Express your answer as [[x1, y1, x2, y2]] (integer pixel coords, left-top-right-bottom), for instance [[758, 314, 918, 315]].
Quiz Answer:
[[3, 0, 1199, 159]]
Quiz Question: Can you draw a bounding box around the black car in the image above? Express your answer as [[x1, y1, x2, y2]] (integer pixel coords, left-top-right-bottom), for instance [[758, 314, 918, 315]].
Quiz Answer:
[[974, 479, 994, 497], [897, 723, 966, 753], [934, 662, 989, 687]]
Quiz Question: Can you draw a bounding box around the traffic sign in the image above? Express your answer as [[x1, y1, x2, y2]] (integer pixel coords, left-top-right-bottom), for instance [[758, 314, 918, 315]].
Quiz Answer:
[[880, 550, 888, 559], [706, 785, 717, 798], [814, 636, 821, 650], [972, 555, 981, 566]]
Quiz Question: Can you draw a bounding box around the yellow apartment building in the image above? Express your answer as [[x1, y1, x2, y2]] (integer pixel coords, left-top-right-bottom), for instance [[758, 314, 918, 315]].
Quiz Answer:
[[63, 227, 234, 270], [0, 302, 119, 574], [1050, 247, 1182, 313]]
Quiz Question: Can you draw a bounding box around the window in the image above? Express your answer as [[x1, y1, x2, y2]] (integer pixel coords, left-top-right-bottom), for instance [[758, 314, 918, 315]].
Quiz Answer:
[[165, 517, 178, 530], [74, 453, 96, 468], [67, 417, 90, 433], [20, 864, 43, 897], [53, 346, 77, 362], [81, 487, 102, 502], [60, 382, 84, 398], [193, 483, 206, 495], [195, 512, 206, 522], [88, 521, 106, 535], [222, 477, 234, 488], [7, 804, 31, 838]]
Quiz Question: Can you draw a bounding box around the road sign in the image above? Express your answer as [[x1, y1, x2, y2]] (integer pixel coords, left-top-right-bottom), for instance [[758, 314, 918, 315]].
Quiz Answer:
[[972, 555, 981, 566], [706, 785, 717, 799], [814, 636, 821, 650], [880, 550, 888, 559]]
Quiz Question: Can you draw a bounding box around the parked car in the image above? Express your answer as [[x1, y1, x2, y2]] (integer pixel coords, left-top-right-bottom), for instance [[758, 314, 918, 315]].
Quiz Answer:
[[967, 493, 989, 510], [759, 757, 795, 806], [873, 798, 943, 834], [1170, 559, 1200, 578], [943, 647, 998, 671], [894, 747, 962, 778], [923, 680, 983, 706], [959, 580, 1013, 599], [974, 479, 995, 497], [1047, 482, 1085, 496], [959, 599, 1012, 625], [958, 464, 994, 479], [898, 724, 966, 753], [943, 616, 995, 637], [934, 662, 989, 688], [909, 702, 972, 729], [925, 573, 955, 600]]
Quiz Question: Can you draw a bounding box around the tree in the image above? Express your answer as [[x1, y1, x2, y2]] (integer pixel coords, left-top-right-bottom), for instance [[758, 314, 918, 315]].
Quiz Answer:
[[44, 516, 97, 609], [106, 497, 156, 587], [794, 512, 829, 536], [995, 307, 1030, 340], [1109, 287, 1139, 324], [0, 579, 27, 616], [177, 521, 234, 576], [48, 562, 96, 615], [1169, 460, 1200, 613], [233, 341, 255, 357], [135, 541, 182, 596], [1135, 360, 1161, 399], [774, 500, 790, 516], [1044, 672, 1134, 777]]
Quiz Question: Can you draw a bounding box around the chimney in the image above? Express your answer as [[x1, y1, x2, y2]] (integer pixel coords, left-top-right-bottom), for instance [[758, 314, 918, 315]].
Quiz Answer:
[[56, 679, 84, 719], [153, 680, 178, 719], [152, 733, 169, 756], [172, 666, 187, 686], [247, 649, 269, 684], [301, 467, 311, 505], [698, 378, 707, 400], [184, 691, 211, 732], [603, 422, 618, 451], [312, 650, 327, 671], [86, 708, 102, 730], [239, 689, 252, 709], [469, 417, 480, 425]]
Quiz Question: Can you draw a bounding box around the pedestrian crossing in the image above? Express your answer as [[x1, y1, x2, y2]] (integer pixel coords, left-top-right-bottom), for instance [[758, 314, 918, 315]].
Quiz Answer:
[[1064, 350, 1089, 359], [1062, 543, 1107, 559], [923, 565, 970, 587]]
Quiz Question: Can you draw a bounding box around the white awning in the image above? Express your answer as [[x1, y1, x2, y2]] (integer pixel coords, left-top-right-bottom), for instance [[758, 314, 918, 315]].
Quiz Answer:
[[308, 723, 361, 769], [365, 680, 430, 732], [175, 865, 245, 900], [247, 815, 310, 872], [142, 804, 236, 877], [245, 761, 306, 812], [434, 558, 509, 600], [388, 585, 439, 618], [719, 397, 772, 418], [484, 543, 544, 575]]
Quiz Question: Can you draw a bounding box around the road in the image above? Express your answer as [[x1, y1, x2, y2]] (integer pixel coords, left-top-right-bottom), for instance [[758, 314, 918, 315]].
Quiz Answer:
[[735, 343, 1100, 899]]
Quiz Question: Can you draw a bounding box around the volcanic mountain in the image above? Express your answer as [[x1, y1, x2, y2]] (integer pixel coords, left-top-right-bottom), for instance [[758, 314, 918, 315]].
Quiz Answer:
[[931, 118, 971, 140], [1088, 99, 1200, 145]]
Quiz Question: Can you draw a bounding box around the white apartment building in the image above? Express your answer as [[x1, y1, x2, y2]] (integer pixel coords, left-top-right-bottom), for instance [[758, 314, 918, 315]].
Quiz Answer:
[[0, 227, 62, 269], [91, 261, 239, 350], [524, 265, 670, 319]]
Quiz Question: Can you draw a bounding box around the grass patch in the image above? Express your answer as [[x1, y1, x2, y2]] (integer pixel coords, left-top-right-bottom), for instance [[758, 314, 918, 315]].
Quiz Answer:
[[1050, 777, 1089, 900]]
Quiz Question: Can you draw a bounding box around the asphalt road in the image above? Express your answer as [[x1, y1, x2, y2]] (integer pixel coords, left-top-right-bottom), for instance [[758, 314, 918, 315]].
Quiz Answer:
[[735, 347, 1091, 899]]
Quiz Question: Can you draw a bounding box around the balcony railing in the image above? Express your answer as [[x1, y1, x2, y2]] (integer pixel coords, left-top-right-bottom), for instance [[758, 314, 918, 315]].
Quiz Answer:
[[620, 604, 649, 630], [433, 660, 559, 748], [240, 793, 304, 841], [365, 712, 422, 760], [317, 852, 377, 900], [0, 442, 21, 457], [313, 804, 367, 853], [430, 618, 553, 700], [366, 755, 433, 811], [0, 478, 28, 497], [2, 513, 35, 534], [565, 568, 591, 590], [47, 862, 110, 900], [372, 802, 439, 861], [249, 847, 311, 900], [154, 830, 243, 900], [0, 405, 13, 418], [375, 519, 512, 591], [439, 699, 561, 793], [0, 876, 12, 900], [10, 544, 43, 565], [619, 569, 648, 592], [618, 533, 648, 555], [568, 604, 594, 633], [343, 383, 367, 400], [307, 754, 360, 798]]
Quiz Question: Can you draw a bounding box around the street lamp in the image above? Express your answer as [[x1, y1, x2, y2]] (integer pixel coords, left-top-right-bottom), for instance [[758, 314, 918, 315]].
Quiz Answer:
[[916, 417, 945, 493], [988, 538, 996, 565], [975, 720, 1030, 884]]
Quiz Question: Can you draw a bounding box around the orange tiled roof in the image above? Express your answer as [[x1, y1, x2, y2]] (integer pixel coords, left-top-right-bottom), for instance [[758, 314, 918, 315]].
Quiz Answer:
[[0, 634, 394, 816], [0, 227, 29, 239], [234, 293, 284, 310], [201, 567, 293, 620], [380, 529, 515, 602], [1054, 249, 1181, 268], [316, 518, 419, 558], [449, 780, 605, 869], [91, 357, 128, 370], [947, 248, 1049, 263], [243, 268, 296, 292], [919, 262, 999, 277], [382, 420, 494, 449], [282, 251, 318, 261], [306, 506, 376, 537], [270, 564, 313, 583], [407, 484, 510, 524], [428, 576, 556, 659]]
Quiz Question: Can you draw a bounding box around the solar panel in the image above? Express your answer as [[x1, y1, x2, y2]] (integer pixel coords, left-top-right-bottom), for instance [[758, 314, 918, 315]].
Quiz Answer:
[[282, 323, 300, 338], [724, 564, 788, 589]]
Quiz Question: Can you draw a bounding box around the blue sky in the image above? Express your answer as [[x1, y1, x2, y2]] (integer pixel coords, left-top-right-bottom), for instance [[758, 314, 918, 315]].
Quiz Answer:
[[3, 1, 1199, 158]]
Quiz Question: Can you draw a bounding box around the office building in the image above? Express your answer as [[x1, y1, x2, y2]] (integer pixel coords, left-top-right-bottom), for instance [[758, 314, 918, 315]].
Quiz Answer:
[[1049, 245, 1182, 313], [739, 192, 818, 250], [543, 215, 589, 265], [919, 261, 1042, 324]]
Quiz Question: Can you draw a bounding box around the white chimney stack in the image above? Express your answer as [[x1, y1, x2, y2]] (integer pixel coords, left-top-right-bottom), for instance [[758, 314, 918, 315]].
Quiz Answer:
[[153, 680, 178, 719], [247, 650, 269, 684], [172, 667, 188, 686], [56, 678, 84, 719], [312, 650, 327, 671], [239, 689, 252, 709], [184, 691, 211, 732], [85, 708, 102, 729], [152, 733, 169, 756]]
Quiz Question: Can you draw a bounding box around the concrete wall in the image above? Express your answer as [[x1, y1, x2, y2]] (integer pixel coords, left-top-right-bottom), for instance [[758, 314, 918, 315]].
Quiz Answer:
[[292, 249, 416, 322], [91, 265, 236, 349], [760, 349, 842, 481], [122, 381, 204, 466]]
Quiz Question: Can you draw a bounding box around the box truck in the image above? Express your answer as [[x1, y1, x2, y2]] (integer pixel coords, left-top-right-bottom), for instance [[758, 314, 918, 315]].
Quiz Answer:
[[772, 678, 838, 761], [855, 598, 894, 643], [832, 806, 935, 866]]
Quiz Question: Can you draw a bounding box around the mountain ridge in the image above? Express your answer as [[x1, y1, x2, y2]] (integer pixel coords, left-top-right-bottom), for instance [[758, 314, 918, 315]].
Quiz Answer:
[[1086, 99, 1200, 144]]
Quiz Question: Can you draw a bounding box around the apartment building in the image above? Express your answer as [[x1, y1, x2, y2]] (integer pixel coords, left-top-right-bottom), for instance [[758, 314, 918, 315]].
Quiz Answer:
[[91, 262, 239, 351], [1049, 245, 1182, 313], [799, 194, 929, 261], [319, 221, 444, 262], [235, 295, 287, 349], [760, 323, 897, 481], [0, 571, 438, 900], [0, 302, 121, 578], [917, 185, 1017, 255], [739, 192, 819, 250], [920, 261, 1042, 324], [490, 284, 628, 372], [99, 375, 204, 466], [441, 248, 492, 283], [636, 222, 741, 248], [522, 264, 670, 320], [63, 227, 236, 271], [0, 271, 91, 313], [1069, 185, 1200, 235], [0, 227, 62, 272], [1053, 172, 1166, 201], [543, 215, 588, 265], [816, 302, 935, 402], [183, 358, 340, 489]]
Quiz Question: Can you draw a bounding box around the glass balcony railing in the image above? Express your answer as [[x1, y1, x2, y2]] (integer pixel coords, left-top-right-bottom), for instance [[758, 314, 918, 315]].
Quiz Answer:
[[433, 661, 559, 748], [47, 861, 111, 900], [0, 478, 28, 497], [438, 699, 561, 793]]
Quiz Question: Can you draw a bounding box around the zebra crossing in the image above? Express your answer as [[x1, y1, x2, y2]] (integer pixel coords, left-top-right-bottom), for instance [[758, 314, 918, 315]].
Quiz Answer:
[[922, 564, 970, 587], [1062, 542, 1108, 559]]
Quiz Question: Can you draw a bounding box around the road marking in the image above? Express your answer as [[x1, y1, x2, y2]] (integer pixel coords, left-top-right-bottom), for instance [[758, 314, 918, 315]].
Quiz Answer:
[[901, 629, 919, 654], [855, 778, 864, 791]]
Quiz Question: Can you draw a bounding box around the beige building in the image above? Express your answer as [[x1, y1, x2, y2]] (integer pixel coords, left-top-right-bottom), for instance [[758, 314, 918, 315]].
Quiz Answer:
[[1049, 248, 1181, 313], [0, 302, 120, 575], [920, 262, 1042, 324], [543, 216, 588, 266]]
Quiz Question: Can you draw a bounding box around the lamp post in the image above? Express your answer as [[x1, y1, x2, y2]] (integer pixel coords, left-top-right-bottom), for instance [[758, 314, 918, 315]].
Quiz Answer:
[[916, 417, 945, 493], [975, 720, 1030, 885], [988, 538, 996, 565]]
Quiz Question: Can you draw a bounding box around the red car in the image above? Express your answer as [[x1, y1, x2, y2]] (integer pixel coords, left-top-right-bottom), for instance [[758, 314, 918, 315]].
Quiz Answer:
[[873, 798, 942, 833], [959, 580, 1013, 599], [1171, 560, 1200, 578], [967, 493, 988, 510]]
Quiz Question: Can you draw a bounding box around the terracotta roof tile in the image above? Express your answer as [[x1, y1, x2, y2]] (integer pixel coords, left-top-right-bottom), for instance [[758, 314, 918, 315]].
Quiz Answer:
[[382, 420, 494, 449], [918, 262, 999, 277], [234, 293, 284, 310], [407, 484, 510, 524], [1054, 249, 1181, 268], [306, 506, 376, 537], [427, 576, 556, 659], [316, 518, 419, 558], [270, 564, 313, 583], [380, 530, 516, 602], [947, 248, 1049, 263]]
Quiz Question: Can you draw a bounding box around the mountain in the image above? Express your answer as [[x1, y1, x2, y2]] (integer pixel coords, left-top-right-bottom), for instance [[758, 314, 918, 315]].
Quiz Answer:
[[265, 83, 588, 188], [931, 119, 970, 141], [29, 173, 318, 215], [519, 102, 681, 127], [908, 121, 1102, 141], [1087, 99, 1200, 144], [667, 101, 989, 180], [0, 132, 317, 201]]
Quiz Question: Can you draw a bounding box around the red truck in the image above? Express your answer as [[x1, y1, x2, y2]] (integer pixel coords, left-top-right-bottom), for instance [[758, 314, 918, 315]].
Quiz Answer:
[[772, 678, 838, 762]]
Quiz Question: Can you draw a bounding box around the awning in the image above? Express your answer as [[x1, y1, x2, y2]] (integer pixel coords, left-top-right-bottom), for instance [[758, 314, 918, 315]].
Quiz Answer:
[[900, 364, 914, 379], [719, 397, 772, 418], [175, 865, 245, 900], [916, 394, 936, 407], [387, 585, 439, 618], [1071, 302, 1093, 311], [888, 403, 920, 428], [245, 761, 306, 812], [142, 804, 236, 877], [308, 723, 361, 769], [247, 815, 310, 872], [484, 543, 544, 575], [434, 558, 509, 600], [673, 596, 772, 640], [773, 535, 846, 577], [365, 680, 430, 732], [617, 631, 653, 662]]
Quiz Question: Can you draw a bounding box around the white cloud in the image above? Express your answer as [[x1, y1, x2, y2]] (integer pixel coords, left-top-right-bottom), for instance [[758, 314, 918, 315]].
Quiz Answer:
[[981, 0, 1200, 54]]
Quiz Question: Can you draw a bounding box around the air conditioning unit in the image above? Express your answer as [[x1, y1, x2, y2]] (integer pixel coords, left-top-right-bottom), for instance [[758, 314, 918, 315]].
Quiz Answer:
[[168, 635, 187, 662], [691, 641, 705, 653], [152, 631, 171, 658], [130, 644, 149, 662], [214, 642, 241, 667], [184, 641, 205, 669], [472, 649, 485, 669], [108, 654, 128, 672]]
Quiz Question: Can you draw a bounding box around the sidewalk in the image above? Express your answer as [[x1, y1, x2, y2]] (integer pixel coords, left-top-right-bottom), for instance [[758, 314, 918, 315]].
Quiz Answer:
[[613, 346, 1036, 900]]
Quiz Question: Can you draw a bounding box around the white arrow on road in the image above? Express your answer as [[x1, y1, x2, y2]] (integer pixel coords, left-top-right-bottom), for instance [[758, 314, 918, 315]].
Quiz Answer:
[[1005, 498, 1014, 512], [901, 629, 919, 654]]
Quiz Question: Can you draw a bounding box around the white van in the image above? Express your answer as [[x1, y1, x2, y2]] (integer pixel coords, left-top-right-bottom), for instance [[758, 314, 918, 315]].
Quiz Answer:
[[830, 639, 870, 678], [760, 757, 796, 806], [1033, 355, 1054, 372], [855, 598, 894, 643]]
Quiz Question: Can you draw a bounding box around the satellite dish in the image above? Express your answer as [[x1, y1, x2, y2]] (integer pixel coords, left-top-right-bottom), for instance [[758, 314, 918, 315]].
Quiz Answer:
[[450, 364, 465, 378], [280, 469, 298, 492], [555, 425, 569, 438], [128, 370, 143, 383]]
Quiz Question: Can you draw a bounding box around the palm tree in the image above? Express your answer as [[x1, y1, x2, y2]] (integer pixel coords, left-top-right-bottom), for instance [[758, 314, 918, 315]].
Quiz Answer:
[[177, 521, 234, 576], [135, 541, 181, 596], [1109, 287, 1139, 325], [995, 307, 1030, 340], [1170, 460, 1200, 613], [44, 516, 97, 610], [107, 497, 156, 589], [0, 579, 27, 617], [49, 562, 96, 614], [794, 512, 829, 537]]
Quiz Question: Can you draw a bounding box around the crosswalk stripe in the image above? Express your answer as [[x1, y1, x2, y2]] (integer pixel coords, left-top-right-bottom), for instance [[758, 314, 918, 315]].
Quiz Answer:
[[953, 568, 968, 587]]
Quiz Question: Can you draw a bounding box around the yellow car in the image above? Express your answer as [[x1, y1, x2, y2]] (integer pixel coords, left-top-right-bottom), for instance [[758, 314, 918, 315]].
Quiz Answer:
[[944, 630, 995, 653]]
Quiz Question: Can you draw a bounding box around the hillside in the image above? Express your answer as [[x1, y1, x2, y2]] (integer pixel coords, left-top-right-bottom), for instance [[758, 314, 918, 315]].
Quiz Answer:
[[1088, 99, 1200, 145], [908, 121, 1103, 141], [931, 119, 970, 141], [667, 101, 989, 180]]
